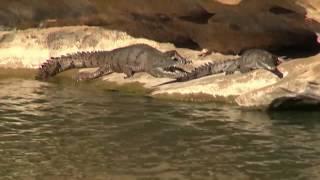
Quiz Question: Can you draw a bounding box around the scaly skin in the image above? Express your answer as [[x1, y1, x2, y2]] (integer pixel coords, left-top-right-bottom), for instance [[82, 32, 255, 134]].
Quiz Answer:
[[177, 49, 283, 82], [35, 44, 190, 81]]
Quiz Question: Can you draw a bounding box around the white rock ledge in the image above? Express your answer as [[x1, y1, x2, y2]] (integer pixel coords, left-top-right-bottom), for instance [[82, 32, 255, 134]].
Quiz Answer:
[[0, 26, 319, 110]]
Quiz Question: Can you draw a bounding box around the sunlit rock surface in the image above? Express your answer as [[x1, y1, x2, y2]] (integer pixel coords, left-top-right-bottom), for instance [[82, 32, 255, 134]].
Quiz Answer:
[[152, 53, 320, 109], [151, 70, 280, 103], [0, 26, 207, 88], [0, 26, 176, 68], [0, 26, 320, 110], [299, 0, 320, 22]]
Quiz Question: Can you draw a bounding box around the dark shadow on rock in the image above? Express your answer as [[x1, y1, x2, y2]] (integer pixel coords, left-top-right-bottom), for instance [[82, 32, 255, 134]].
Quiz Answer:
[[173, 36, 201, 50], [267, 81, 320, 111], [178, 3, 214, 24], [269, 6, 299, 15], [266, 32, 320, 59], [178, 10, 215, 24], [268, 96, 320, 111], [229, 23, 241, 31], [266, 82, 320, 124], [130, 13, 172, 23]]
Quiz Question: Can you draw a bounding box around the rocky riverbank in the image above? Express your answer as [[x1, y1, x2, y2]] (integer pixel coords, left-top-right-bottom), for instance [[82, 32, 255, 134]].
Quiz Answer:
[[0, 26, 319, 110]]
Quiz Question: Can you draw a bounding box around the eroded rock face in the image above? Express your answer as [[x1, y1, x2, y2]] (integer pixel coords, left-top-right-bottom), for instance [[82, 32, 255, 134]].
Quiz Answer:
[[235, 56, 320, 109], [268, 82, 320, 111], [0, 0, 320, 54]]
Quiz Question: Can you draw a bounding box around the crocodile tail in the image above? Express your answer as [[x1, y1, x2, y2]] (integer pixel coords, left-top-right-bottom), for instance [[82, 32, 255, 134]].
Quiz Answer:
[[176, 62, 214, 82], [176, 58, 238, 82], [35, 51, 107, 80]]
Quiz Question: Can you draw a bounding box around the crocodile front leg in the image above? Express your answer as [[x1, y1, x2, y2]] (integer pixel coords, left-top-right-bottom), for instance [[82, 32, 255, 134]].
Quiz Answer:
[[225, 63, 239, 74], [76, 65, 113, 81], [122, 66, 135, 79]]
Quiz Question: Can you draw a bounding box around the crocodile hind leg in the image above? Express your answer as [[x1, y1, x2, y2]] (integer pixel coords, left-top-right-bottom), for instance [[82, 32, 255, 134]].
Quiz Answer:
[[239, 67, 252, 73], [123, 66, 134, 79], [75, 65, 113, 81], [225, 63, 239, 75]]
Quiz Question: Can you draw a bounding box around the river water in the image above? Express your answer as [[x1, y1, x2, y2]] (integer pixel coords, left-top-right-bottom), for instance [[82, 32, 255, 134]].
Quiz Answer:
[[0, 77, 320, 180]]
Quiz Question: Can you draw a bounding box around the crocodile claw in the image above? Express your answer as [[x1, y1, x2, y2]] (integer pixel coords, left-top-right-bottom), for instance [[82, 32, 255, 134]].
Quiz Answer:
[[270, 68, 284, 78]]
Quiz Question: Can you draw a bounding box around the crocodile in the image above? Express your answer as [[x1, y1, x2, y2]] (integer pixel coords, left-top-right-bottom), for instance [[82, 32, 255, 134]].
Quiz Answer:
[[35, 44, 190, 81], [176, 49, 284, 82]]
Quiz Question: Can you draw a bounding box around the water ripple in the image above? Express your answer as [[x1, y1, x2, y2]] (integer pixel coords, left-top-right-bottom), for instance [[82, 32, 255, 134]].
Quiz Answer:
[[0, 79, 320, 179]]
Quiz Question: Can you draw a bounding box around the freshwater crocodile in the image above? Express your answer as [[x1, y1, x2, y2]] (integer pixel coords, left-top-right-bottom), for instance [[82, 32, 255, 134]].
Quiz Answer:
[[36, 44, 189, 81], [176, 49, 284, 82]]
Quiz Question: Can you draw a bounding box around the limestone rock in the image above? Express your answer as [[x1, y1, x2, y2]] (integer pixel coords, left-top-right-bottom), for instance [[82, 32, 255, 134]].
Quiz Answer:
[[235, 56, 320, 109], [1, 26, 320, 110], [0, 26, 177, 68], [151, 68, 280, 103]]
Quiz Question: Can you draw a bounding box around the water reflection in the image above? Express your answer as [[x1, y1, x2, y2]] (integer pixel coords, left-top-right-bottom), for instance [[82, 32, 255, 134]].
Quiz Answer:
[[0, 79, 320, 179]]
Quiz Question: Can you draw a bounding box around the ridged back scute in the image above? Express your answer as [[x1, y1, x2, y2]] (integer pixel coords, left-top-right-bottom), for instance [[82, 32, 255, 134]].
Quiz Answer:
[[177, 59, 236, 81], [35, 51, 108, 80]]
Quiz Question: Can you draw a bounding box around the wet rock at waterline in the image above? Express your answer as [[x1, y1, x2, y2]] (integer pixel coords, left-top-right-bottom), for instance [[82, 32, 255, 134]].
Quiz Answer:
[[1, 26, 320, 110], [235, 56, 320, 109]]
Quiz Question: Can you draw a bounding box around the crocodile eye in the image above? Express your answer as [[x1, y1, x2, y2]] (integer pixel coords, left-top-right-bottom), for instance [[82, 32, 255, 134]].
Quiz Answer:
[[171, 57, 178, 61]]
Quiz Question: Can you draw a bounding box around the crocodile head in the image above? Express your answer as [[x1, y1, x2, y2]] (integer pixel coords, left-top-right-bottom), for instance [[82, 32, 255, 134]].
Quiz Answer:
[[241, 49, 284, 78], [150, 53, 191, 79], [257, 55, 284, 78]]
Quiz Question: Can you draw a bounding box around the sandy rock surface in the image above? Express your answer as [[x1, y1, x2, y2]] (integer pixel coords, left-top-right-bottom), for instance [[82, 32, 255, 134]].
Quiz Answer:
[[0, 26, 319, 110]]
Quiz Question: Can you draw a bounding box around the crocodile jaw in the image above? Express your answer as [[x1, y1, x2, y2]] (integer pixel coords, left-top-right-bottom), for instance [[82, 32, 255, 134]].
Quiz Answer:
[[155, 65, 188, 79]]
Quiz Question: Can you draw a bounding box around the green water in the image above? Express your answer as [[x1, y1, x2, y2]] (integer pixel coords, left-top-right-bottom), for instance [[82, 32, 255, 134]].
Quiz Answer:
[[0, 78, 320, 180]]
